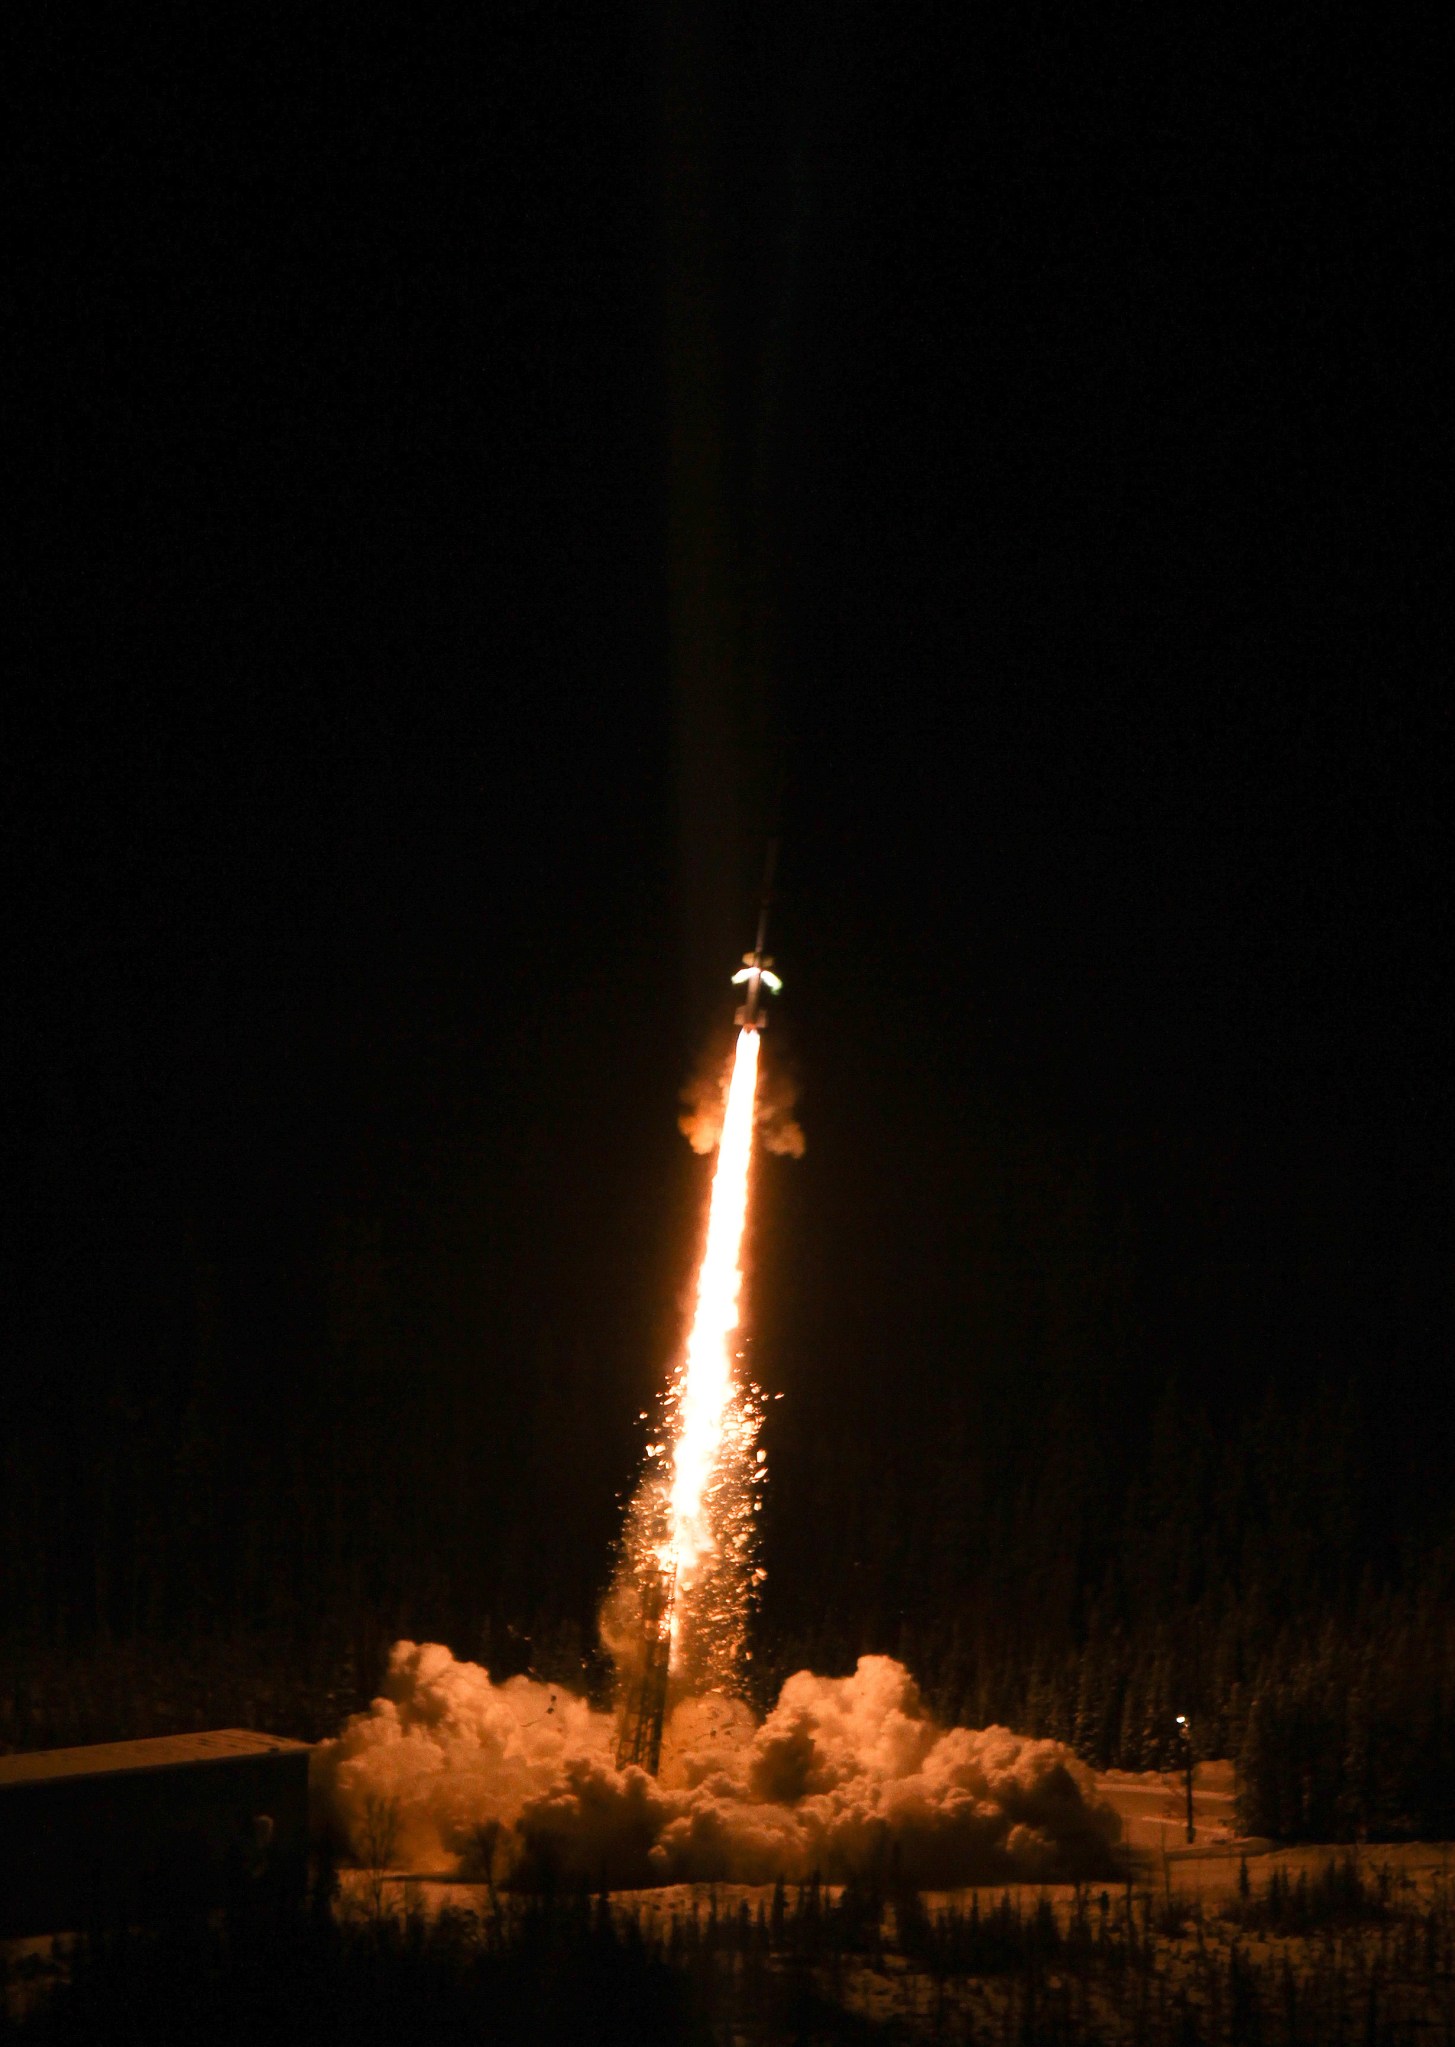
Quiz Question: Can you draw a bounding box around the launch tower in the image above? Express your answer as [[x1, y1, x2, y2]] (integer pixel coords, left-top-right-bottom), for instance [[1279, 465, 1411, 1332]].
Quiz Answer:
[[614, 1564, 675, 1775]]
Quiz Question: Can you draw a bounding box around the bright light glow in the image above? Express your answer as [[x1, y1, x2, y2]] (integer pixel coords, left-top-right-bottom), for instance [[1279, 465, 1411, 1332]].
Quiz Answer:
[[657, 1027, 761, 1645]]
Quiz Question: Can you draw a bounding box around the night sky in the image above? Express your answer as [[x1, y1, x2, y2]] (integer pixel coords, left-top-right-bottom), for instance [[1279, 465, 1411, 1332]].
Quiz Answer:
[[7, 11, 1447, 1643]]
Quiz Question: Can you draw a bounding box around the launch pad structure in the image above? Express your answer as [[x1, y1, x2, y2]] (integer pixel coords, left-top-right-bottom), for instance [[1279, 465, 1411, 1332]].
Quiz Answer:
[[615, 1564, 675, 1775]]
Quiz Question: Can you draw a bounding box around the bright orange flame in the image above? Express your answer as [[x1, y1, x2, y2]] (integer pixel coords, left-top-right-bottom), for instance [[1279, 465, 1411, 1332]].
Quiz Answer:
[[658, 1026, 760, 1639]]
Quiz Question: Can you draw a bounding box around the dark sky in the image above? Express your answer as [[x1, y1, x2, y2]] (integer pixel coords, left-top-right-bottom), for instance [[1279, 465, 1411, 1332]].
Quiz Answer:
[[6, 9, 1448, 1574]]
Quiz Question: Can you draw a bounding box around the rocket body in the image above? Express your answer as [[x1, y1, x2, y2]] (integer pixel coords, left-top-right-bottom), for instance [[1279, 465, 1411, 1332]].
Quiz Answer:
[[731, 842, 782, 1029], [731, 954, 781, 1029]]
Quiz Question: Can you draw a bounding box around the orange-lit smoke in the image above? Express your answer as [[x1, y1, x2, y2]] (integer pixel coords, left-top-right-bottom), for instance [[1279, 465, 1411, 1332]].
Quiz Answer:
[[658, 1025, 760, 1640], [318, 1644, 1124, 1887]]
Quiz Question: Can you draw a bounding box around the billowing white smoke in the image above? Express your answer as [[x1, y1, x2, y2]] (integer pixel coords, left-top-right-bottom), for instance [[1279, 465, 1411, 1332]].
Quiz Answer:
[[315, 1642, 1120, 1887]]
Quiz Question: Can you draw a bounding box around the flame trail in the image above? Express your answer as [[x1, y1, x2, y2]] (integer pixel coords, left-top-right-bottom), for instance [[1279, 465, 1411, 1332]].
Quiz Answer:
[[611, 1023, 763, 1767], [659, 1025, 760, 1630]]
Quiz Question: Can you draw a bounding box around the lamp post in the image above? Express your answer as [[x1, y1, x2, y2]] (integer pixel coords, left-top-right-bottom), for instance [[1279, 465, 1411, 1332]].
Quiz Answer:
[[1175, 1714, 1194, 1843]]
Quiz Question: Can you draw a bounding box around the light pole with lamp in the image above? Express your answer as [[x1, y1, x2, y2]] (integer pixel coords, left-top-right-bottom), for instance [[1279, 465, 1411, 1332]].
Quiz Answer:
[[1175, 1714, 1194, 1843]]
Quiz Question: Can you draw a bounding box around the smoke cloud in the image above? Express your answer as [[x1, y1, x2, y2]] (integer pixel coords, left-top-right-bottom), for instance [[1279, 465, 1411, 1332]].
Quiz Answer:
[[679, 1034, 805, 1159], [316, 1643, 1120, 1888]]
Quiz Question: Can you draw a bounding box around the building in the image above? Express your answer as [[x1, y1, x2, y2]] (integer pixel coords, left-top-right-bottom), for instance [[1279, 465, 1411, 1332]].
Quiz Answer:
[[0, 1729, 311, 1937]]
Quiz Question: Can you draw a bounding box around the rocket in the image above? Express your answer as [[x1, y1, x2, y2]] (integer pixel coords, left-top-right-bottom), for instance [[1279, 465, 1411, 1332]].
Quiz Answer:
[[731, 951, 782, 1028], [731, 841, 783, 1030]]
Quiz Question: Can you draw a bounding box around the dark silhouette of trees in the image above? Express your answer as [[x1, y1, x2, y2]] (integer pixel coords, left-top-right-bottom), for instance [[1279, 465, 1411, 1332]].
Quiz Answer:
[[3, 1113, 1452, 1848]]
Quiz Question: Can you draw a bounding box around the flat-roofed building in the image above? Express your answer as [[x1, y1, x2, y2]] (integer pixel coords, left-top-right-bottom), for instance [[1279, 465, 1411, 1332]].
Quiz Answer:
[[0, 1729, 311, 1937]]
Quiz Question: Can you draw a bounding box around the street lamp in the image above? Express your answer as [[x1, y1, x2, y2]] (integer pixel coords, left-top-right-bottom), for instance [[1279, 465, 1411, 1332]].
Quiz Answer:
[[1175, 1714, 1194, 1843]]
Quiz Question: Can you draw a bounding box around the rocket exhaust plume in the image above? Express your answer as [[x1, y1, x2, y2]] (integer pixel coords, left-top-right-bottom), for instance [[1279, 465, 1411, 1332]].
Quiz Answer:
[[614, 1022, 763, 1769], [662, 1023, 760, 1598], [613, 850, 782, 1767]]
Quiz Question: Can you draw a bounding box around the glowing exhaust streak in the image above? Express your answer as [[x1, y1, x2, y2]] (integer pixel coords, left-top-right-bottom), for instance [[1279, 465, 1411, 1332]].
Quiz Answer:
[[658, 1025, 761, 1643]]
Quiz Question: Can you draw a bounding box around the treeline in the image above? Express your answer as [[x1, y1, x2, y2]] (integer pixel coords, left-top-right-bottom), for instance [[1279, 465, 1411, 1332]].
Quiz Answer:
[[9, 1850, 1455, 2044], [0, 1230, 638, 1710], [3, 1306, 1453, 1841], [756, 1378, 1455, 1842]]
